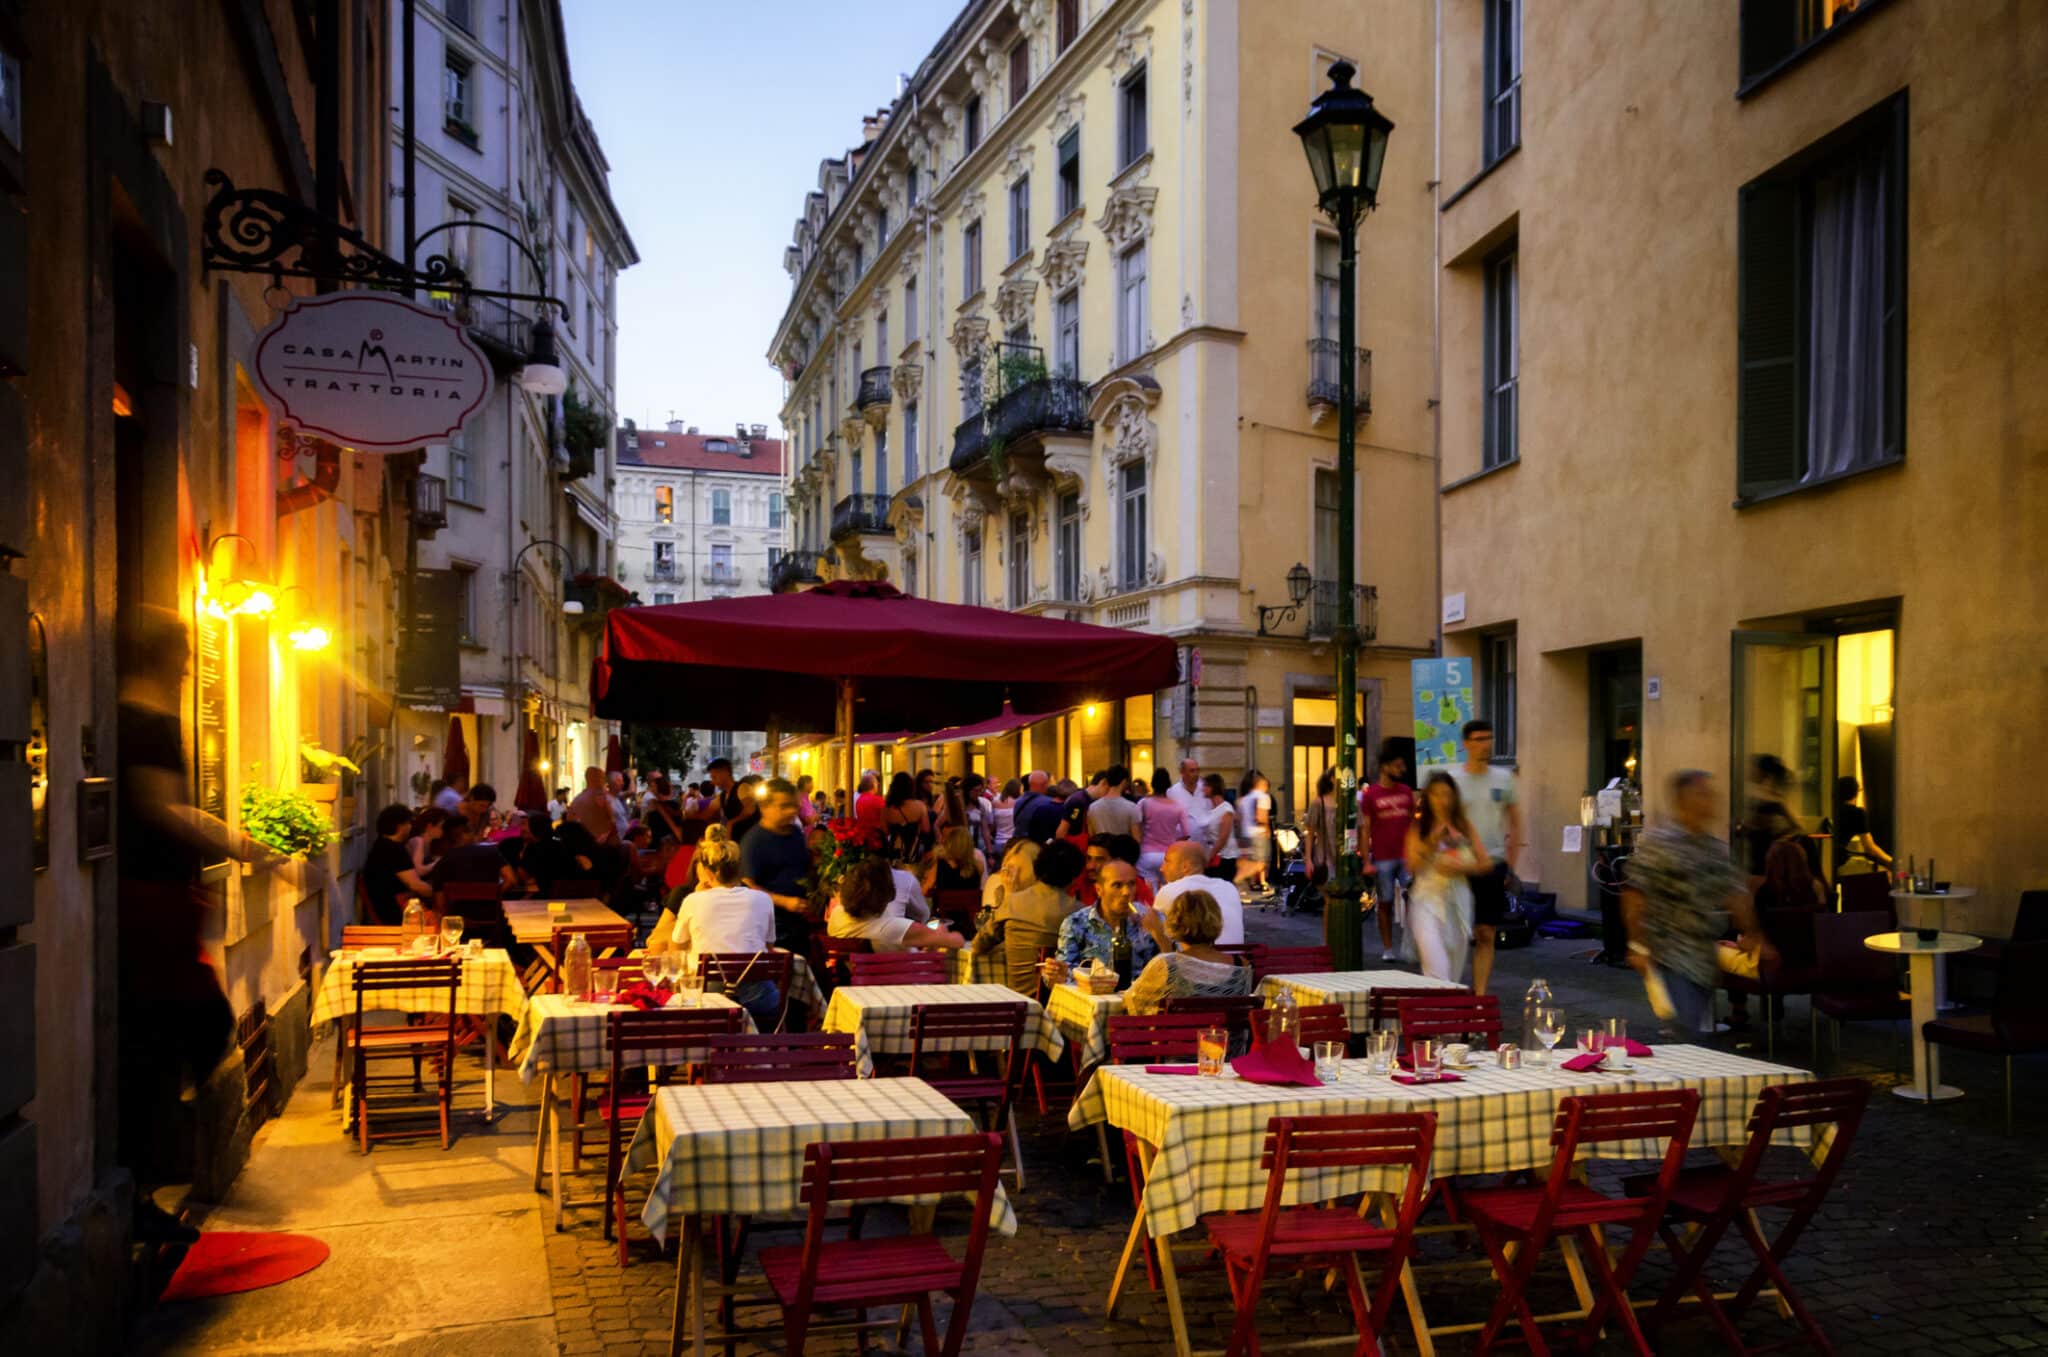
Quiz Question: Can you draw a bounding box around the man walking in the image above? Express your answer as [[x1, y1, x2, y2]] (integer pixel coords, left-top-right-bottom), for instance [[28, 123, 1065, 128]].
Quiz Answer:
[[741, 778, 815, 952], [1359, 741, 1416, 962], [1085, 764, 1139, 839], [1166, 757, 1203, 820], [1623, 770, 1771, 1035], [1447, 720, 1521, 995]]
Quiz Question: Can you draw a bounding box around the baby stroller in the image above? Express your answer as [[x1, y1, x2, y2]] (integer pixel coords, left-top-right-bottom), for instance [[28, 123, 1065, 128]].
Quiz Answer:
[[1271, 823, 1323, 915]]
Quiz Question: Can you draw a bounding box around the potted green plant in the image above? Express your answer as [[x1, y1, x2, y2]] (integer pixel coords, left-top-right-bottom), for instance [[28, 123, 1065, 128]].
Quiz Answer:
[[241, 778, 337, 860]]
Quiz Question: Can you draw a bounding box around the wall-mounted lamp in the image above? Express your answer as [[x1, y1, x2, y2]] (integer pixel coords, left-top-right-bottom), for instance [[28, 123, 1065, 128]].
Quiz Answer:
[[275, 586, 333, 652], [201, 532, 278, 618]]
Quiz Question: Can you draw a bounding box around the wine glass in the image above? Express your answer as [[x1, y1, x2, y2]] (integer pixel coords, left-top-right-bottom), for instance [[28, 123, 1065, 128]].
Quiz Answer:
[[1532, 1007, 1565, 1066], [440, 916, 465, 955], [677, 966, 704, 1009]]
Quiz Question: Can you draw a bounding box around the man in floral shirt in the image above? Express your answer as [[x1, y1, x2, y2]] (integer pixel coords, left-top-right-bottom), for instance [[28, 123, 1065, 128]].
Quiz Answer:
[[1622, 770, 1771, 1036], [1056, 860, 1159, 975]]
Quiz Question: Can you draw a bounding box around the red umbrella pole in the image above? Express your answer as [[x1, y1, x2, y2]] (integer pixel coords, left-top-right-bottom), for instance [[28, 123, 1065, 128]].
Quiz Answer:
[[840, 677, 857, 814]]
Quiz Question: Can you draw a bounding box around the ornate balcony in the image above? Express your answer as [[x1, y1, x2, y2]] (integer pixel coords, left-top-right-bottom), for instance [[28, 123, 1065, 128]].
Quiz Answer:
[[950, 343, 1092, 475], [830, 494, 892, 541], [771, 550, 824, 593], [856, 365, 893, 429], [1307, 580, 1379, 642], [411, 472, 448, 535], [1305, 339, 1373, 424]]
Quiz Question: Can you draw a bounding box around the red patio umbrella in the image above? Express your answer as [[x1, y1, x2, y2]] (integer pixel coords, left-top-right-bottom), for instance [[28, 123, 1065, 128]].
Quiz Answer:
[[592, 579, 1179, 803], [513, 726, 548, 813], [441, 716, 469, 791]]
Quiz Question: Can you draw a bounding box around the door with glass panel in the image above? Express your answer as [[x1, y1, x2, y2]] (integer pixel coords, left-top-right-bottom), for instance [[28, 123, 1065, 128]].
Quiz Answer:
[[1730, 631, 1835, 837]]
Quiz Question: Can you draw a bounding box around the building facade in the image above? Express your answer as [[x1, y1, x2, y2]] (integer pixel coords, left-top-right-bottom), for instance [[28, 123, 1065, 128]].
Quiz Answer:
[[1434, 0, 2048, 923], [2, 0, 398, 1340], [768, 0, 1439, 809], [613, 420, 788, 777], [390, 0, 637, 807]]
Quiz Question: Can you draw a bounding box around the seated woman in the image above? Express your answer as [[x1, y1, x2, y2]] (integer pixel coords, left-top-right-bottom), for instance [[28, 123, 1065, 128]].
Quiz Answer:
[[667, 824, 781, 1030], [923, 825, 988, 896], [1124, 887, 1256, 1017], [827, 858, 966, 953]]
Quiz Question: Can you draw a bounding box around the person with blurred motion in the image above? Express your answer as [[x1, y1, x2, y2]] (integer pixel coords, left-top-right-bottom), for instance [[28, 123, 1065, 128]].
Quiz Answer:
[[1234, 770, 1274, 900], [1447, 720, 1522, 995], [1136, 768, 1193, 887], [363, 804, 435, 924], [740, 777, 814, 952], [1359, 741, 1417, 962], [568, 766, 618, 845]]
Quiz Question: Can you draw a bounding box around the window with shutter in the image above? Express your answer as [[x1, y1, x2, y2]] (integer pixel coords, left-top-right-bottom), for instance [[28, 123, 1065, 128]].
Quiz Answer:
[[1738, 179, 1802, 498]]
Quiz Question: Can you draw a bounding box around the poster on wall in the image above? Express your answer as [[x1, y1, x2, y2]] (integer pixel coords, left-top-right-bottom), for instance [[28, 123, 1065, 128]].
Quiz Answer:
[[252, 292, 493, 452], [1410, 656, 1476, 779]]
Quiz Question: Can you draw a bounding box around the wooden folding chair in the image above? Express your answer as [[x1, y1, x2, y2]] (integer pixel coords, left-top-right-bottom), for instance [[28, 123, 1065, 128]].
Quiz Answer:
[[1200, 1114, 1437, 1357], [1247, 945, 1336, 983], [569, 1001, 745, 1176], [1251, 1003, 1350, 1050], [811, 933, 870, 991], [602, 1007, 746, 1262], [701, 1032, 857, 1084], [346, 957, 462, 1152], [1162, 994, 1266, 1054], [909, 1002, 1029, 1190], [551, 922, 636, 992], [341, 924, 407, 949], [758, 1133, 1006, 1357], [1396, 992, 1504, 1050], [1459, 1089, 1702, 1355], [1631, 1078, 1872, 1356], [699, 950, 796, 1033], [1363, 984, 1471, 1033], [848, 950, 951, 987]]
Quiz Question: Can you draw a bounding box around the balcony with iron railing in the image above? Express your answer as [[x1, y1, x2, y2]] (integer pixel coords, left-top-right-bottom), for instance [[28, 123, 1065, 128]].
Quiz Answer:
[[412, 472, 448, 535], [771, 546, 825, 593], [649, 558, 677, 582], [1307, 580, 1379, 642], [830, 494, 892, 541], [701, 564, 741, 588], [1305, 339, 1373, 420], [950, 342, 1092, 474], [855, 365, 894, 428]]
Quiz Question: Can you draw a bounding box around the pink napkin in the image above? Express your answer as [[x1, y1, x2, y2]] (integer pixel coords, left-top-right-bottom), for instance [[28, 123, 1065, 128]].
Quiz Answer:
[[1561, 1050, 1606, 1072], [1144, 1064, 1203, 1075], [1391, 1071, 1464, 1085], [1231, 1040, 1323, 1087], [1621, 1038, 1653, 1058]]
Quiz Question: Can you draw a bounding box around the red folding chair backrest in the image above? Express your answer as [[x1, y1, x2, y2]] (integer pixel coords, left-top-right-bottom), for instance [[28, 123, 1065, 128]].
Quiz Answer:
[[341, 925, 407, 949], [1364, 985, 1470, 1029], [1258, 1112, 1436, 1244], [1249, 945, 1335, 982], [605, 1006, 747, 1081], [1545, 1090, 1701, 1223], [1397, 993, 1503, 1047], [930, 888, 982, 934], [812, 933, 871, 987], [701, 1032, 857, 1083], [848, 950, 950, 986], [552, 923, 635, 972], [349, 956, 461, 1025], [594, 956, 646, 988], [1163, 994, 1265, 1044], [1726, 1078, 1871, 1203], [910, 1002, 1027, 1109], [1107, 1011, 1214, 1063], [1250, 1003, 1349, 1049]]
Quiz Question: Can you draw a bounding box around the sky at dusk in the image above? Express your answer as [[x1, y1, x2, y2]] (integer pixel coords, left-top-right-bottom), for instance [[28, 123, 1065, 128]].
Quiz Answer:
[[562, 1, 966, 436]]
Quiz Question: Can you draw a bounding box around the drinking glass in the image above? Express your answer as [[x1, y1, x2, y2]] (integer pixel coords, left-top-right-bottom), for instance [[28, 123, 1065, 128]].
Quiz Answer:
[[677, 968, 703, 1009], [1197, 1027, 1227, 1076], [1366, 1028, 1398, 1075], [1603, 1016, 1631, 1066], [1313, 1041, 1346, 1084], [591, 967, 618, 1006], [1532, 1007, 1565, 1066], [1411, 1038, 1444, 1083], [440, 916, 465, 954]]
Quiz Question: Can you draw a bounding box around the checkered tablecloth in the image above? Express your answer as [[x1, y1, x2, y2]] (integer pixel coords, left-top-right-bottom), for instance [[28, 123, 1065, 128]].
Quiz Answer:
[[310, 948, 529, 1029], [1069, 1043, 1815, 1237], [820, 983, 1065, 1078], [625, 1076, 1018, 1244], [949, 947, 1009, 986], [508, 993, 755, 1080], [1258, 969, 1467, 1034], [1045, 981, 1124, 1069]]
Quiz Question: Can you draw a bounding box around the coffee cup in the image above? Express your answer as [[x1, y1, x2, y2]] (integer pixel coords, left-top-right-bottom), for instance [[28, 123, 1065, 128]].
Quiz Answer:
[[1442, 1042, 1472, 1067]]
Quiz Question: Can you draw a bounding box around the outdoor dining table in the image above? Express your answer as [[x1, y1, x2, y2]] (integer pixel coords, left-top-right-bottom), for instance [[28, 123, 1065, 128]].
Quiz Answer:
[[1891, 887, 1978, 1010], [1865, 929, 1982, 1103], [820, 982, 1065, 1077], [1069, 1043, 1815, 1357], [311, 945, 528, 1122], [1256, 968, 1467, 1034], [948, 946, 1009, 985], [1044, 979, 1124, 1071], [508, 991, 754, 1229], [503, 896, 638, 945], [623, 1075, 1018, 1357]]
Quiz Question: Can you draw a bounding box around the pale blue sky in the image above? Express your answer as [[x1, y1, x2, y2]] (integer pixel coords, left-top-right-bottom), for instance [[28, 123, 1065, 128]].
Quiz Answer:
[[563, 1, 965, 435]]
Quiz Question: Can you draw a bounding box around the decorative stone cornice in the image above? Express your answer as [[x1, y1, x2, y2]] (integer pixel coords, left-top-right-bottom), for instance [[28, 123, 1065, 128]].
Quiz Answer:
[[1043, 438, 1091, 521], [1003, 142, 1036, 184], [839, 415, 868, 450], [891, 362, 924, 403], [995, 277, 1038, 332], [1095, 184, 1159, 253], [949, 314, 990, 364], [1040, 234, 1089, 295], [1048, 91, 1085, 142], [1090, 374, 1163, 476], [1105, 23, 1153, 78], [959, 187, 986, 224]]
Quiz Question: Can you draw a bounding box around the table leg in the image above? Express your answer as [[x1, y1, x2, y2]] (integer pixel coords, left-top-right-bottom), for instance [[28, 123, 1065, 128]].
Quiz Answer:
[[551, 1074, 567, 1228], [1895, 953, 1965, 1102], [668, 1214, 704, 1357], [1102, 1139, 1192, 1357], [531, 1072, 552, 1192], [1150, 1217, 1195, 1357], [483, 1018, 497, 1123]]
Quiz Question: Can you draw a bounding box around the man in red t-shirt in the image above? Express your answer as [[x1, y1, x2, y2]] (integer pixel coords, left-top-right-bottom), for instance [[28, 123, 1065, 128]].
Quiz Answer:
[[852, 771, 888, 836], [1357, 742, 1416, 962]]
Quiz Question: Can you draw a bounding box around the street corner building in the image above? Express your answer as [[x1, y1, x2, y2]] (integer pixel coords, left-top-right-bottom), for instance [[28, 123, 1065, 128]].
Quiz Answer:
[[767, 0, 1442, 809], [0, 0, 633, 1344]]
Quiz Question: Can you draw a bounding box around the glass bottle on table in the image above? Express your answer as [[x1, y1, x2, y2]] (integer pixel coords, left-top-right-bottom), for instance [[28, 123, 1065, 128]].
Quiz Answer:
[[563, 930, 593, 1002], [402, 899, 427, 951], [1271, 983, 1299, 1050], [1110, 922, 1133, 988]]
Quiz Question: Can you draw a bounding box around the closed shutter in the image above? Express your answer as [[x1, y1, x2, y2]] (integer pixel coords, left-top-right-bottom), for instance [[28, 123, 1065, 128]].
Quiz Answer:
[[1880, 95, 1908, 465], [1739, 0, 1798, 83], [1737, 177, 1801, 498]]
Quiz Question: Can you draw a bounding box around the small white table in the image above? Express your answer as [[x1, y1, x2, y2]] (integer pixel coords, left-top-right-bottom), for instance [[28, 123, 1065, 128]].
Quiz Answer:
[[1891, 889, 1977, 1010], [1864, 930, 1981, 1102]]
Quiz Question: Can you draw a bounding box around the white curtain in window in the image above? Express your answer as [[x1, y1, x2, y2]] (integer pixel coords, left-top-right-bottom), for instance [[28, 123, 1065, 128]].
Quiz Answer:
[[1805, 146, 1887, 482]]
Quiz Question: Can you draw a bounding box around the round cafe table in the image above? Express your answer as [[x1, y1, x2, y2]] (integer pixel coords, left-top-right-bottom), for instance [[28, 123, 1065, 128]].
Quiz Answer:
[[1864, 930, 1981, 1102], [1891, 887, 1977, 1010]]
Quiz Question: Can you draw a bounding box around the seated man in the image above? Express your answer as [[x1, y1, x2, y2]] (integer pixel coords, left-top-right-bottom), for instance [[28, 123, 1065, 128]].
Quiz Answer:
[[970, 838, 1088, 995], [1052, 859, 1159, 987], [1152, 840, 1245, 946]]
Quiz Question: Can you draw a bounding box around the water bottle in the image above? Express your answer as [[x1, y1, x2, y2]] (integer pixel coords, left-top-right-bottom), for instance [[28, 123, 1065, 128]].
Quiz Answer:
[[563, 931, 593, 1002], [402, 899, 427, 950], [1271, 984, 1299, 1049], [1523, 977, 1553, 1052]]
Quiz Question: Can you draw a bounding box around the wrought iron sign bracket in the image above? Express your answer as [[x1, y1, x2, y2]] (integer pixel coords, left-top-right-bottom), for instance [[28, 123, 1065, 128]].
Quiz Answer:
[[199, 170, 568, 317]]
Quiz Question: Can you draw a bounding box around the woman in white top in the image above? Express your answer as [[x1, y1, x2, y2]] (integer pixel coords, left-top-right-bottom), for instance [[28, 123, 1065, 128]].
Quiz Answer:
[[1200, 773, 1239, 878], [827, 859, 966, 953], [990, 779, 1020, 859], [1403, 773, 1490, 984], [666, 825, 780, 1028], [1234, 770, 1274, 899]]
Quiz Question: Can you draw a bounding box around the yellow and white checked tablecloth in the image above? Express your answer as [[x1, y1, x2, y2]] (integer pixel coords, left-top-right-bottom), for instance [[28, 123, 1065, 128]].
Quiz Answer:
[[508, 993, 754, 1080], [1257, 969, 1467, 1034], [1069, 1043, 1815, 1238], [820, 983, 1065, 1078], [948, 947, 1009, 986], [1044, 981, 1124, 1070], [310, 947, 529, 1029], [625, 1076, 1018, 1244]]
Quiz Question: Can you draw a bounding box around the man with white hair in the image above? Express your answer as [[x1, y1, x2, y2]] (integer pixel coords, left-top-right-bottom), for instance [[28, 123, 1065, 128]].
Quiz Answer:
[[1166, 757, 1204, 820], [1151, 839, 1244, 945]]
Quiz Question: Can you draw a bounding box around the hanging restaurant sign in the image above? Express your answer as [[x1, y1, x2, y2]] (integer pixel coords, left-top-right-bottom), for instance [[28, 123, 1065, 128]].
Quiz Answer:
[[253, 293, 492, 452]]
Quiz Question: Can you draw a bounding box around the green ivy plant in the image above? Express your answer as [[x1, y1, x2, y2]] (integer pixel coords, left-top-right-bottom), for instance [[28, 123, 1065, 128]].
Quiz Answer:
[[241, 781, 336, 859], [562, 385, 610, 457]]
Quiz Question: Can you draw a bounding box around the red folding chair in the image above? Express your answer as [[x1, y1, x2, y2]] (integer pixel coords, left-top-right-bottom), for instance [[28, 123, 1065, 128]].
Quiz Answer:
[[551, 922, 636, 990], [1459, 1089, 1702, 1355], [1162, 994, 1266, 1053], [345, 957, 461, 1152], [848, 951, 951, 986], [1247, 945, 1336, 983], [699, 950, 796, 1032], [599, 1006, 746, 1259], [340, 924, 407, 948], [1200, 1113, 1437, 1357], [1396, 992, 1504, 1049], [593, 955, 646, 988], [758, 1133, 1006, 1357], [909, 1002, 1030, 1189], [1250, 1003, 1349, 1050], [1363, 984, 1471, 1032], [701, 1032, 857, 1084], [811, 932, 871, 990], [1630, 1078, 1871, 1356]]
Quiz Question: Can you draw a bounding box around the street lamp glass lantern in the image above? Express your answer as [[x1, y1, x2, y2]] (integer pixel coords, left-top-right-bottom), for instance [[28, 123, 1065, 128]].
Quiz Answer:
[[1293, 61, 1396, 214], [518, 316, 568, 396], [1286, 561, 1313, 605]]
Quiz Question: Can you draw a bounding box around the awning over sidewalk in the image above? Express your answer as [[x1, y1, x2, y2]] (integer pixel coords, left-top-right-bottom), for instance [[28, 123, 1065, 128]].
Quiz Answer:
[[905, 705, 1057, 749]]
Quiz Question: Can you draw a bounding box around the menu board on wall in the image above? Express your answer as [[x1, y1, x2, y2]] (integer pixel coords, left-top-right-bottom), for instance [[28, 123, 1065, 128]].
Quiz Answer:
[[194, 606, 229, 829], [1411, 656, 1476, 778]]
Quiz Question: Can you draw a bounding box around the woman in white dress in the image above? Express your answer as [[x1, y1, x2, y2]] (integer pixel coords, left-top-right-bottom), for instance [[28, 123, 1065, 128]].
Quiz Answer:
[[1403, 773, 1491, 984]]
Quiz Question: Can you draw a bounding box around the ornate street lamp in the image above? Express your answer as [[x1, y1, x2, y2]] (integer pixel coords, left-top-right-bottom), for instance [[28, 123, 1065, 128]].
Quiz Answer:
[[518, 316, 569, 396], [1294, 60, 1394, 970], [1256, 561, 1316, 637]]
